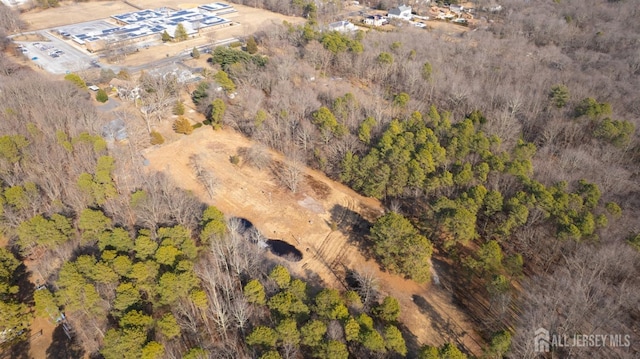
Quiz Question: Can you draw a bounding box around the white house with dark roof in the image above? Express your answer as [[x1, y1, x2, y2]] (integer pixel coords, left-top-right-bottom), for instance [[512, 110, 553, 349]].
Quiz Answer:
[[388, 5, 412, 20], [364, 15, 385, 26]]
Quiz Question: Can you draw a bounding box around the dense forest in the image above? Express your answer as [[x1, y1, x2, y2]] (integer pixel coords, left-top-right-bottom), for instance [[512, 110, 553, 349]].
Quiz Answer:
[[1, 0, 640, 358]]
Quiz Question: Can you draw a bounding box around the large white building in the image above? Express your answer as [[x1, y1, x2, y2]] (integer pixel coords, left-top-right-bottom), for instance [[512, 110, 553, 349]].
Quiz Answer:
[[0, 0, 29, 8], [60, 3, 235, 51]]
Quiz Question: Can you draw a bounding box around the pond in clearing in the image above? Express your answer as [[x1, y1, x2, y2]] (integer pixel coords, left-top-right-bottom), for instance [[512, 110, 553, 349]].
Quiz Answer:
[[267, 239, 302, 262]]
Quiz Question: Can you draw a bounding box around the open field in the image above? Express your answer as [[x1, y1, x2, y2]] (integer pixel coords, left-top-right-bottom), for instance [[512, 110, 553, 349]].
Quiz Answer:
[[143, 116, 484, 355], [19, 1, 138, 31], [426, 19, 471, 35]]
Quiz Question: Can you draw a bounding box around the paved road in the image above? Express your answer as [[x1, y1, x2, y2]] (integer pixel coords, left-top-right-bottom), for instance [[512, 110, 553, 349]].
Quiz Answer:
[[105, 37, 239, 74], [12, 27, 237, 75]]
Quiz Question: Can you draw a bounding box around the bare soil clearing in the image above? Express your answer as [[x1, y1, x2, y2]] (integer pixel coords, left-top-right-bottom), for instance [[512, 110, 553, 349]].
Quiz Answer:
[[427, 20, 470, 35], [27, 316, 57, 359], [143, 120, 484, 355]]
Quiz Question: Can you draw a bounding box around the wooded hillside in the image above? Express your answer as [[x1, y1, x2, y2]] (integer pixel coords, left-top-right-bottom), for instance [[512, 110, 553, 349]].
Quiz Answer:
[[1, 0, 639, 358]]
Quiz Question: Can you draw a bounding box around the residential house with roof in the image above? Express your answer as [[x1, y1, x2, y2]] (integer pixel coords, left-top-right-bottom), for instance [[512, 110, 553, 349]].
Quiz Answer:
[[364, 15, 385, 26], [328, 20, 357, 32], [387, 5, 412, 20]]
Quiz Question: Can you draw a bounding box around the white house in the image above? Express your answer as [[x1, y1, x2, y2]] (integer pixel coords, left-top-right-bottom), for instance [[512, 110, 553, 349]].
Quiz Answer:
[[449, 4, 463, 15], [387, 5, 412, 20], [364, 15, 385, 26], [328, 20, 357, 32]]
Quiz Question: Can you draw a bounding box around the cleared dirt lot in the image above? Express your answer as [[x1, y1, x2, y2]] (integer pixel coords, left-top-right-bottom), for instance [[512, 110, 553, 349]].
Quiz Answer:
[[426, 19, 470, 36], [143, 119, 483, 356]]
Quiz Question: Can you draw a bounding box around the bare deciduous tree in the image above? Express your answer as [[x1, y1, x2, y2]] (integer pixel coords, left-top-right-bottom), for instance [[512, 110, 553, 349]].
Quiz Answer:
[[276, 158, 303, 194], [243, 144, 272, 170], [189, 154, 219, 199], [350, 268, 379, 309]]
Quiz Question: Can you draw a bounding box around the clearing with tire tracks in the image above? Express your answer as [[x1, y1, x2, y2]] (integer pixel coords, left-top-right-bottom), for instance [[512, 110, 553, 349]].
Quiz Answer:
[[143, 125, 484, 356]]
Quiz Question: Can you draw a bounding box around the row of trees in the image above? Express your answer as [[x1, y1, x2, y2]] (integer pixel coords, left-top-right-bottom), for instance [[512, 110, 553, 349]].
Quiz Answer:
[[243, 264, 432, 358], [0, 247, 30, 346]]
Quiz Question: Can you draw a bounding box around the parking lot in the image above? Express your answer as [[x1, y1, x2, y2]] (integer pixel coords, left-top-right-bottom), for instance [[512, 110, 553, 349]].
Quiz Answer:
[[14, 30, 99, 74]]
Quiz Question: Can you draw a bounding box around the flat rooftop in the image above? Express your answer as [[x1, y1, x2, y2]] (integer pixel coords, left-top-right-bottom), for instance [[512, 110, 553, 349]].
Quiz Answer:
[[62, 3, 234, 45]]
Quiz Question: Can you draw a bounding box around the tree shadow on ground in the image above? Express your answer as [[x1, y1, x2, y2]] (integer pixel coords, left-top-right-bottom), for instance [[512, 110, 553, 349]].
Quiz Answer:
[[45, 324, 85, 359], [411, 294, 472, 356], [1, 339, 30, 359], [328, 204, 373, 260], [12, 261, 35, 308], [0, 247, 36, 359], [396, 322, 421, 357]]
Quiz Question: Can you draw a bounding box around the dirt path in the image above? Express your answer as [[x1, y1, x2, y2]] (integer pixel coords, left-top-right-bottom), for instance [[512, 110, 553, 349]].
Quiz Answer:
[[27, 316, 58, 359], [143, 123, 484, 355]]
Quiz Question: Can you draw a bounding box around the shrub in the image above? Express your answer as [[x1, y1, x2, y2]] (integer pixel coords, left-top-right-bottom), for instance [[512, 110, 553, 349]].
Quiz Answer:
[[210, 98, 226, 130], [173, 101, 185, 115], [229, 155, 240, 165], [64, 73, 87, 89], [549, 84, 569, 108], [191, 82, 209, 106], [150, 131, 164, 145], [117, 69, 131, 80], [96, 89, 109, 103], [246, 36, 258, 54], [377, 52, 393, 65], [161, 30, 171, 42], [213, 70, 236, 93], [173, 117, 193, 135], [628, 234, 640, 251]]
